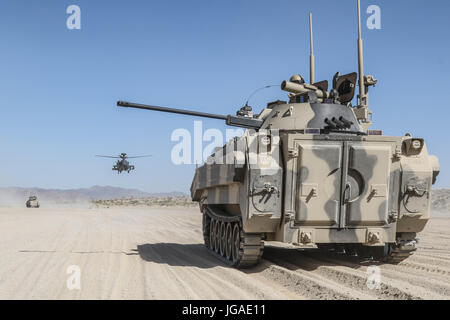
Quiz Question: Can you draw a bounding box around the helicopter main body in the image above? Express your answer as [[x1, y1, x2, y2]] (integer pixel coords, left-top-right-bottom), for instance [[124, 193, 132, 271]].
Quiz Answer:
[[113, 159, 135, 173], [96, 153, 150, 174]]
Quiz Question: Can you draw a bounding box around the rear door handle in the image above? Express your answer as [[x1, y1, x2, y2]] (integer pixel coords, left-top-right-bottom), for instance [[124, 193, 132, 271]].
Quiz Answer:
[[342, 182, 351, 203]]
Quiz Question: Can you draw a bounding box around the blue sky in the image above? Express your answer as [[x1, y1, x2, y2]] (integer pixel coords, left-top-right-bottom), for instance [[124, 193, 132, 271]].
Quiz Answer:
[[0, 0, 449, 193]]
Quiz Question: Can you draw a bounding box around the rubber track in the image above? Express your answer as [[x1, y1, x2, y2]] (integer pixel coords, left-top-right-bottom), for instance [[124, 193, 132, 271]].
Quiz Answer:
[[387, 244, 417, 264], [203, 207, 264, 268]]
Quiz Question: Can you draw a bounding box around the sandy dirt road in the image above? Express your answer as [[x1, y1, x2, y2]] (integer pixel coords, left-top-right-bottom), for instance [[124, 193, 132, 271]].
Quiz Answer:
[[0, 206, 449, 300]]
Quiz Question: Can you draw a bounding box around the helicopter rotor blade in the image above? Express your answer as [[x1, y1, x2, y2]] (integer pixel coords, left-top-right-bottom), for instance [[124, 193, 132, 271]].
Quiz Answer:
[[95, 155, 120, 159], [126, 155, 153, 159]]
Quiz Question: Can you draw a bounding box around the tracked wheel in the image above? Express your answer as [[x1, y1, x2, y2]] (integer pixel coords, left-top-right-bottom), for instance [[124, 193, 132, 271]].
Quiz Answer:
[[383, 242, 417, 264], [214, 220, 220, 253], [354, 242, 417, 263], [232, 223, 240, 264], [209, 218, 215, 251], [225, 223, 232, 260], [219, 221, 226, 257], [202, 207, 264, 268], [202, 213, 211, 248]]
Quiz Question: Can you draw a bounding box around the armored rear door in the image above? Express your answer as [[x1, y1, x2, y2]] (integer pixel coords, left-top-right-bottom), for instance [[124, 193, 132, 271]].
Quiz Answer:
[[342, 141, 392, 227], [294, 141, 342, 227], [294, 138, 393, 228]]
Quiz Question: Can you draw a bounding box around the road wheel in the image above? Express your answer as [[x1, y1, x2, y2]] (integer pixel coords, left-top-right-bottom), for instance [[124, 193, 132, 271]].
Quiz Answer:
[[214, 220, 220, 253], [219, 222, 226, 257], [202, 212, 211, 248], [232, 223, 240, 263], [225, 223, 232, 260], [209, 219, 215, 250]]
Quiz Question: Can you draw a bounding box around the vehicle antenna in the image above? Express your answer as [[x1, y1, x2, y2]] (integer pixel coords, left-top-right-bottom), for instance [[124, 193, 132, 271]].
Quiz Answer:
[[309, 12, 315, 84]]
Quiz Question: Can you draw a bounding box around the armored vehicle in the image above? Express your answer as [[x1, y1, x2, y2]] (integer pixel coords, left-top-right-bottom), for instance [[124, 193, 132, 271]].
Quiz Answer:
[[118, 1, 440, 267], [26, 196, 40, 208]]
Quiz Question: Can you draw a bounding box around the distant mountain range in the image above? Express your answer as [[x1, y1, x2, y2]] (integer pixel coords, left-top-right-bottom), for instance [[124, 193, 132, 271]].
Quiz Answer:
[[0, 185, 188, 205]]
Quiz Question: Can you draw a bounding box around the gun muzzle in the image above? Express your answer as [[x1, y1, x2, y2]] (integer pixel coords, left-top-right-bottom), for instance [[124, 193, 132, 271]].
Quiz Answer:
[[324, 118, 337, 129], [339, 116, 354, 128], [331, 117, 345, 129]]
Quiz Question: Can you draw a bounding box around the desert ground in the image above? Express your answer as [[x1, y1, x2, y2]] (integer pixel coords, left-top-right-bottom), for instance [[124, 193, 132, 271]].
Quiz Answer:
[[0, 206, 449, 300]]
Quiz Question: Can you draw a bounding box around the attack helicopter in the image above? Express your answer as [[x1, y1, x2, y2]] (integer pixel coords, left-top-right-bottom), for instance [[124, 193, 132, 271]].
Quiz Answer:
[[95, 153, 151, 174]]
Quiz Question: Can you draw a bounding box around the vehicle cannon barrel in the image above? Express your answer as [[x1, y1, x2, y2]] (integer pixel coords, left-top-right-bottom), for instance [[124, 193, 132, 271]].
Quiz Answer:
[[117, 101, 263, 129], [281, 81, 329, 99]]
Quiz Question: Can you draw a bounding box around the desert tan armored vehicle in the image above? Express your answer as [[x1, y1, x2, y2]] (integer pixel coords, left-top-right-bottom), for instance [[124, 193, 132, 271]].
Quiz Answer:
[[26, 196, 40, 208], [118, 1, 440, 267]]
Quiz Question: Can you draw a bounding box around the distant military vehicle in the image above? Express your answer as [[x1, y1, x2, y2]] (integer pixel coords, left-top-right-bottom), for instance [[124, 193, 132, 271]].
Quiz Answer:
[[26, 196, 40, 208], [95, 153, 151, 174], [117, 1, 440, 267]]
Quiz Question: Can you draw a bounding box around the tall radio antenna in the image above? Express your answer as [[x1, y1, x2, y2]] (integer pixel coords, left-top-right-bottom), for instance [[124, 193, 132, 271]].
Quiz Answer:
[[357, 0, 366, 107], [309, 12, 315, 84]]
